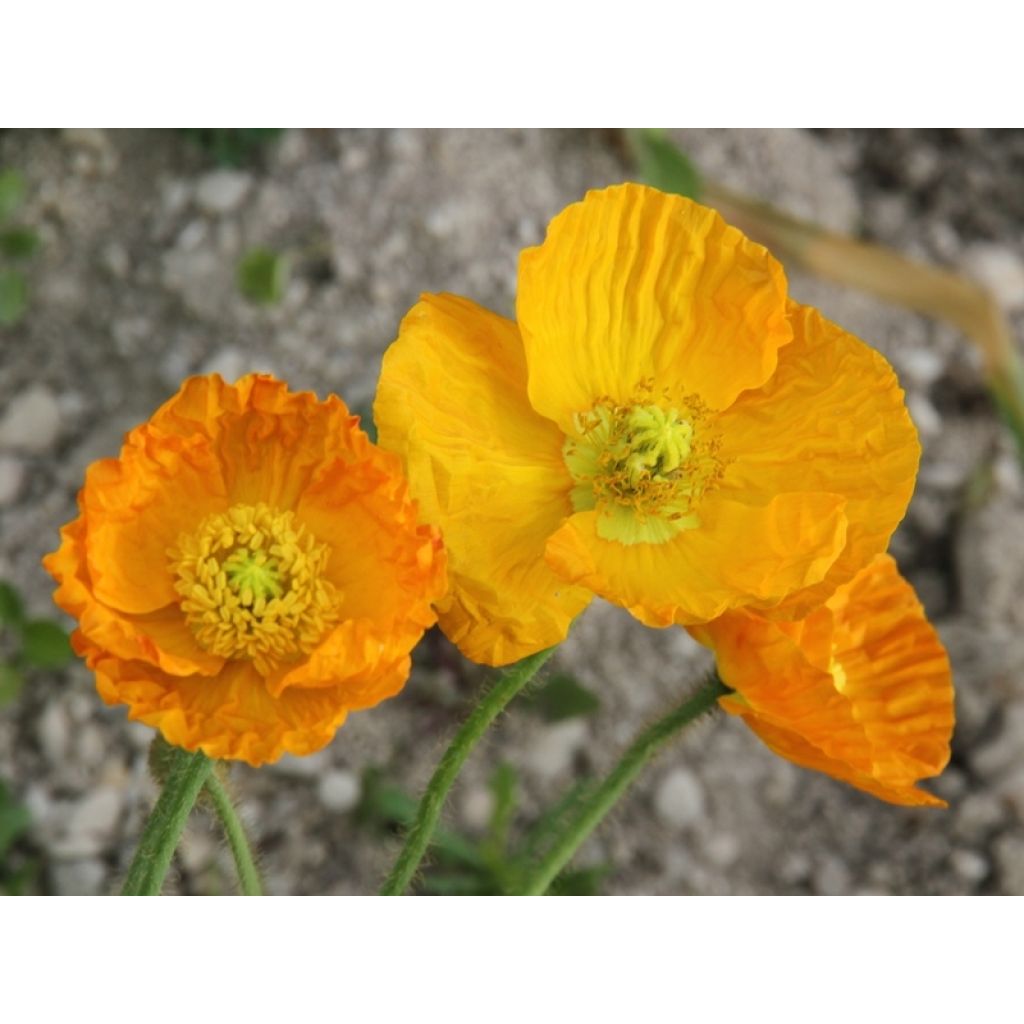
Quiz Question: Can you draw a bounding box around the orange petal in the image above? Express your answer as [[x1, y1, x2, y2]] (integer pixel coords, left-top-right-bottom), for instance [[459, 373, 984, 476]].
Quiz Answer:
[[81, 428, 227, 615], [545, 491, 847, 627], [92, 656, 351, 766], [517, 183, 791, 429], [693, 554, 953, 806], [718, 302, 920, 617], [375, 293, 592, 665], [149, 374, 366, 510]]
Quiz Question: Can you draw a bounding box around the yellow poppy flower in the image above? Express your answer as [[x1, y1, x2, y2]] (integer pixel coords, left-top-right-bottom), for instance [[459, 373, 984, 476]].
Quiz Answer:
[[689, 554, 954, 806], [376, 184, 920, 665], [44, 374, 446, 766]]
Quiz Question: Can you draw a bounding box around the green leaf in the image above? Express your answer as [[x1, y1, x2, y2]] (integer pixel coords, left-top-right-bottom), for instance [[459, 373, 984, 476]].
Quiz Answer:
[[179, 129, 283, 168], [237, 247, 289, 305], [0, 268, 27, 326], [625, 129, 702, 201], [548, 865, 608, 896], [0, 170, 26, 223], [526, 672, 601, 722], [0, 782, 30, 860], [20, 620, 73, 669], [0, 227, 39, 261], [0, 581, 25, 629], [0, 664, 22, 706]]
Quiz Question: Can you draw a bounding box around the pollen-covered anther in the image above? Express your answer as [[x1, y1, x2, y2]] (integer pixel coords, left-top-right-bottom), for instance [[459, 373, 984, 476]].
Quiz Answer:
[[563, 397, 723, 545], [170, 503, 339, 673]]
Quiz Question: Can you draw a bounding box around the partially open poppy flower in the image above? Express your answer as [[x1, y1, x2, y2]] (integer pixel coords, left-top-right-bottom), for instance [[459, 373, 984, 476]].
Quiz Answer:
[[44, 375, 446, 766], [689, 554, 954, 806], [375, 183, 920, 665]]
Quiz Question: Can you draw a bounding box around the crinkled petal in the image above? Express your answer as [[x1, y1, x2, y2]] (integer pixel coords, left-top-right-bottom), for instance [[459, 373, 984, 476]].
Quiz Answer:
[[90, 654, 350, 766], [692, 554, 953, 806], [517, 183, 792, 429], [81, 429, 227, 615], [149, 374, 365, 510], [545, 491, 847, 626], [718, 302, 920, 617], [375, 293, 591, 665]]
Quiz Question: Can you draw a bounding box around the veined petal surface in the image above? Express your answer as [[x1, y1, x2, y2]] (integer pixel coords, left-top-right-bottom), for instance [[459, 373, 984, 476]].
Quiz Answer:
[[375, 294, 591, 665]]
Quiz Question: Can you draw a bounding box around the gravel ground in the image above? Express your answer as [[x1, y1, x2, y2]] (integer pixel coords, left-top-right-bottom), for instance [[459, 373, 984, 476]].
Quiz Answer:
[[1, 128, 1022, 896]]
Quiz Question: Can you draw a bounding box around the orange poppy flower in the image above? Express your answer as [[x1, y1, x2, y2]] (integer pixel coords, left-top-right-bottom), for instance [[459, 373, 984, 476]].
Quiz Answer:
[[375, 184, 920, 665], [44, 375, 446, 766], [689, 554, 954, 806]]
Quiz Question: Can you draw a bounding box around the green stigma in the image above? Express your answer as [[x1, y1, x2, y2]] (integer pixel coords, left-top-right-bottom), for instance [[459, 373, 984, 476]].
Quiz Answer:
[[223, 547, 284, 606], [563, 400, 719, 546]]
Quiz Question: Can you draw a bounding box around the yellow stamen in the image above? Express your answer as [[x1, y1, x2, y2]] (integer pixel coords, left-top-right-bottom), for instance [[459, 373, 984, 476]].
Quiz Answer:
[[170, 503, 339, 673], [563, 392, 723, 545]]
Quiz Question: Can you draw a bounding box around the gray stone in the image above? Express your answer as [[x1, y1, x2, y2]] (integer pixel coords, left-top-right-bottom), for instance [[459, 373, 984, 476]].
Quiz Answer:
[[813, 855, 853, 896], [52, 858, 107, 896], [269, 751, 329, 779], [0, 385, 62, 453], [906, 393, 942, 438], [195, 170, 252, 215], [524, 720, 588, 781], [970, 701, 1024, 781], [65, 787, 123, 850], [459, 785, 495, 831], [993, 834, 1024, 895], [950, 848, 989, 885], [317, 769, 362, 813], [962, 242, 1024, 311], [0, 454, 25, 506], [37, 701, 71, 763], [653, 767, 706, 830]]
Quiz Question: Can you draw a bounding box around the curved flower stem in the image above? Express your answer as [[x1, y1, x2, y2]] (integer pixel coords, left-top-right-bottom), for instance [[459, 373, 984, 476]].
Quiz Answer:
[[519, 673, 729, 896], [121, 747, 213, 896], [205, 772, 264, 896], [380, 646, 557, 896]]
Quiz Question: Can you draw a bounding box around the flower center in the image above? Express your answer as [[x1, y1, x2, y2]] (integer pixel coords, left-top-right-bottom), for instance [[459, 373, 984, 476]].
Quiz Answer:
[[563, 395, 723, 545], [170, 503, 339, 673]]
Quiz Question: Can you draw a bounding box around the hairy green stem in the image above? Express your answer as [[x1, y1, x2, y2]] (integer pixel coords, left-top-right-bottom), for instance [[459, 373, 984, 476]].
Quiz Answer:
[[205, 772, 264, 896], [520, 673, 729, 896], [380, 646, 557, 895], [121, 747, 213, 896]]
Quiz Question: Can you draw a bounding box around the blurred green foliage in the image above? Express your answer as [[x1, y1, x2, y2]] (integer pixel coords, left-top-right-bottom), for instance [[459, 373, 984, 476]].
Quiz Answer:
[[237, 247, 290, 305], [0, 580, 74, 707], [524, 672, 601, 723], [179, 129, 283, 167], [0, 169, 40, 326], [357, 762, 609, 896], [625, 128, 702, 201]]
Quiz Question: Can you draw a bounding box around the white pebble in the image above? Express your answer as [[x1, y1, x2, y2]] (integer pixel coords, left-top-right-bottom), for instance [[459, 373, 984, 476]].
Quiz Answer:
[[52, 858, 107, 896], [962, 242, 1024, 312], [195, 170, 252, 215], [0, 385, 62, 453], [459, 785, 495, 831], [524, 720, 588, 781], [66, 787, 122, 846], [906, 393, 942, 439], [37, 701, 71, 763], [950, 848, 989, 884], [317, 770, 362, 813], [0, 454, 25, 506], [653, 767, 706, 830]]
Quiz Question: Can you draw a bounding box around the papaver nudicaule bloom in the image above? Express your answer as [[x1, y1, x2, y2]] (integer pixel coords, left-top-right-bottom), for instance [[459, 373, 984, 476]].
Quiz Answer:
[[375, 184, 920, 665], [689, 554, 954, 806], [44, 374, 446, 765]]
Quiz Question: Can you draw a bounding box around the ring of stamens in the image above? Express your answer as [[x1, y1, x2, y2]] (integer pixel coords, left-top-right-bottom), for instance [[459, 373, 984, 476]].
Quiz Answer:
[[562, 390, 723, 545], [170, 503, 339, 674]]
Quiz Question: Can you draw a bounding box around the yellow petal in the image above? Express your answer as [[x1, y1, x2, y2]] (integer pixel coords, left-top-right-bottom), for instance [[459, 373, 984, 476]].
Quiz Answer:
[[517, 183, 791, 429], [545, 491, 847, 627], [718, 302, 920, 617], [375, 293, 592, 665]]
